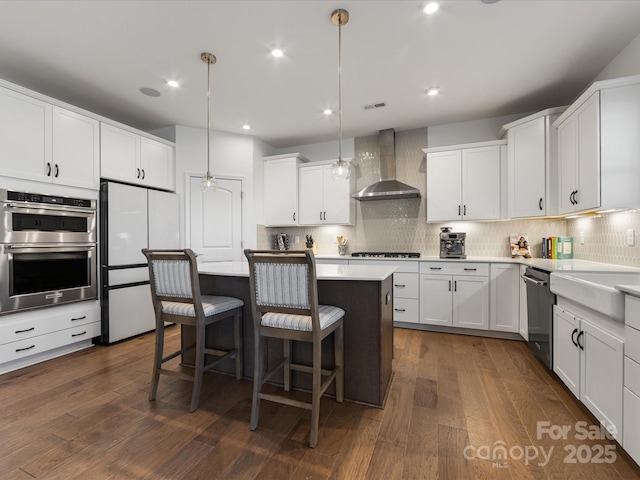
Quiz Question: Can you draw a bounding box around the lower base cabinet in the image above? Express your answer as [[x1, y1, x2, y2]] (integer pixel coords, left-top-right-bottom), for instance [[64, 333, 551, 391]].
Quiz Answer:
[[553, 304, 623, 441], [490, 263, 520, 332]]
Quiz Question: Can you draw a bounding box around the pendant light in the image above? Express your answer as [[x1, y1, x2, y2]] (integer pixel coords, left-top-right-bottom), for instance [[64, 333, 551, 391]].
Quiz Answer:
[[330, 9, 350, 181], [200, 52, 218, 192]]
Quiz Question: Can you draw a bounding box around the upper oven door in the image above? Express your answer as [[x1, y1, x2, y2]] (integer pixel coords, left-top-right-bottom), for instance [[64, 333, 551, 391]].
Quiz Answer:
[[1, 201, 96, 244]]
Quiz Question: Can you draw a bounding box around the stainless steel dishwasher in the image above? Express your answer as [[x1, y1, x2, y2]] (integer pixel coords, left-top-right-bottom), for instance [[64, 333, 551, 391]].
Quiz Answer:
[[522, 267, 555, 369]]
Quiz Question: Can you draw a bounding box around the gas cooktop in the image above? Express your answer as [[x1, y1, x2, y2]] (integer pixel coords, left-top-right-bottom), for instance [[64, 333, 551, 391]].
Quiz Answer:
[[351, 252, 421, 258]]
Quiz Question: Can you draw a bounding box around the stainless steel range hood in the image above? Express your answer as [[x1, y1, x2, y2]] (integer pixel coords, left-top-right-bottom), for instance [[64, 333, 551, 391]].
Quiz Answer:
[[352, 128, 421, 201]]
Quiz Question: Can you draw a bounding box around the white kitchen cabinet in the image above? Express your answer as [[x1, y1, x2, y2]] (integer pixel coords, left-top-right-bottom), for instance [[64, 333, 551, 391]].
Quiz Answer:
[[263, 153, 308, 226], [419, 262, 489, 330], [489, 263, 520, 333], [424, 141, 505, 222], [553, 304, 623, 441], [100, 123, 174, 191], [519, 265, 529, 340], [52, 106, 100, 189], [298, 161, 355, 225], [0, 301, 100, 374], [502, 108, 564, 218], [624, 294, 640, 462], [0, 86, 51, 183], [557, 92, 600, 215]]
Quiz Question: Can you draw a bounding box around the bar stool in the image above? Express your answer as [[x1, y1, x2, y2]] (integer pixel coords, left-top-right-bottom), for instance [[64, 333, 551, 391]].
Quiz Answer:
[[142, 248, 243, 412], [244, 249, 344, 447]]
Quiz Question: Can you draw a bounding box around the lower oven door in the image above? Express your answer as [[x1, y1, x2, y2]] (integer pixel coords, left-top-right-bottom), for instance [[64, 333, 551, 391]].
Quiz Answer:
[[0, 244, 97, 314]]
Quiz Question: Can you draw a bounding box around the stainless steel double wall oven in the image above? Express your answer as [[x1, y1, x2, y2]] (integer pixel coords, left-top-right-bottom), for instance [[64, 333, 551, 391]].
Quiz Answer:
[[0, 189, 97, 314]]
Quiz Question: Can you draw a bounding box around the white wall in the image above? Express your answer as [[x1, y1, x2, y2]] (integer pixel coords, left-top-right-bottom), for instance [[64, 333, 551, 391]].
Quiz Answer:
[[427, 112, 529, 148], [173, 125, 259, 250], [274, 138, 354, 162], [595, 32, 640, 81]]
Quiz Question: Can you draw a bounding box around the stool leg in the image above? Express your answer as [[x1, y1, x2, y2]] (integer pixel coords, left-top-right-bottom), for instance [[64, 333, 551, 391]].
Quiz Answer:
[[149, 316, 164, 402], [335, 324, 344, 403], [250, 333, 265, 430], [190, 322, 206, 412], [310, 337, 322, 448], [234, 309, 243, 380], [283, 339, 291, 392]]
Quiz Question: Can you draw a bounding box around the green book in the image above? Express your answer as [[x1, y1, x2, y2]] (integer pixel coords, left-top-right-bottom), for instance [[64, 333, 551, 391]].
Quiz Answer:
[[557, 236, 574, 259]]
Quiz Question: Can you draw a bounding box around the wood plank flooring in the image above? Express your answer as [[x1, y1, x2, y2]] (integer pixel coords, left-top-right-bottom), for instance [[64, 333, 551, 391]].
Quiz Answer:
[[1, 325, 639, 479]]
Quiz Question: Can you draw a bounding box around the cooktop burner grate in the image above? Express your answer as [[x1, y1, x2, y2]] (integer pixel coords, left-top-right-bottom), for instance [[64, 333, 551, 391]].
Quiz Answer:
[[350, 252, 421, 258]]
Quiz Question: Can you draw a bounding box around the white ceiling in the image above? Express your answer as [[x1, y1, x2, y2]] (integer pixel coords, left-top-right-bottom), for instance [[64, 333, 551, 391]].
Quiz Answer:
[[1, 0, 640, 148]]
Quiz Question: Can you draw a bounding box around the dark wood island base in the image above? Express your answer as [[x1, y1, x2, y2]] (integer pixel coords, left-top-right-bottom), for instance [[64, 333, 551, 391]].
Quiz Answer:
[[181, 273, 394, 407]]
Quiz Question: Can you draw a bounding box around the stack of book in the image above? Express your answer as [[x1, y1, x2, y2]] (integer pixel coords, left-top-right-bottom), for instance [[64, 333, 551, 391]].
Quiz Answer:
[[542, 236, 574, 259]]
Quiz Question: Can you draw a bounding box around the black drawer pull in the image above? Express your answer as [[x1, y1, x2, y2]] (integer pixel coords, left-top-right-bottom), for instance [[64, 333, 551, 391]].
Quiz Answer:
[[16, 345, 35, 352], [15, 327, 35, 334], [72, 331, 88, 338], [464, 268, 477, 271], [394, 284, 406, 288], [394, 308, 406, 313], [71, 316, 87, 322], [430, 267, 442, 270]]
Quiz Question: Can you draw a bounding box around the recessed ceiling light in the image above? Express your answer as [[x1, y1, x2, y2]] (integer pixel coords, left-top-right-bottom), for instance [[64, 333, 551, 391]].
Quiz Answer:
[[426, 87, 440, 96], [323, 109, 333, 115], [140, 87, 161, 97], [271, 48, 283, 58], [242, 124, 251, 130], [167, 80, 179, 88], [424, 2, 439, 14]]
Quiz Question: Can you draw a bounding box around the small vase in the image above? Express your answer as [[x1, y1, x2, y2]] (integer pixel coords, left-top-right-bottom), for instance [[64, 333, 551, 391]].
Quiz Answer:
[[338, 245, 347, 256]]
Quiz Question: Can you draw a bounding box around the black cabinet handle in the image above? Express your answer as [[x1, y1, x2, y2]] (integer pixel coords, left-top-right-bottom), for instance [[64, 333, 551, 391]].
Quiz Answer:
[[539, 198, 543, 210], [293, 212, 296, 221], [72, 331, 87, 338], [463, 205, 467, 216], [137, 168, 141, 179], [46, 162, 52, 177], [394, 284, 406, 288], [448, 280, 451, 292], [571, 328, 578, 347], [324, 211, 326, 221], [430, 267, 442, 270], [54, 164, 59, 178], [394, 308, 406, 313], [16, 344, 35, 352], [464, 268, 477, 271], [458, 205, 461, 216], [320, 211, 323, 221], [576, 330, 584, 350], [15, 327, 35, 334], [71, 316, 87, 322], [141, 169, 145, 179], [454, 280, 457, 292]]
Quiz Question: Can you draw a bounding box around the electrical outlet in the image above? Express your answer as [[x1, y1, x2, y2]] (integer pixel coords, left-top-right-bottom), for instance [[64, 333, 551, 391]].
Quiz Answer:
[[294, 235, 300, 244], [579, 232, 585, 245], [626, 229, 635, 247]]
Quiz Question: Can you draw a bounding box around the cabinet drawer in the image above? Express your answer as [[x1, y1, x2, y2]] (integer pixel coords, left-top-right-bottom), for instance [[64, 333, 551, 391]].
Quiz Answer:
[[393, 298, 419, 324], [626, 295, 640, 331], [393, 273, 419, 298], [624, 387, 640, 463], [625, 356, 640, 396], [420, 262, 489, 276], [0, 321, 100, 364], [626, 325, 640, 363], [0, 302, 99, 346]]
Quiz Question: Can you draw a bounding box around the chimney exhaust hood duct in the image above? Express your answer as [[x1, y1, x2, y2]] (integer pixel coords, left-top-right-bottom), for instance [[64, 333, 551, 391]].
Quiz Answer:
[[352, 128, 421, 201]]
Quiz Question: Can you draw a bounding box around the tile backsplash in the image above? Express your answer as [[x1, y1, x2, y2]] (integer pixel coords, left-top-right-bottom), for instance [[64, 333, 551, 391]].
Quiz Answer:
[[260, 128, 640, 267]]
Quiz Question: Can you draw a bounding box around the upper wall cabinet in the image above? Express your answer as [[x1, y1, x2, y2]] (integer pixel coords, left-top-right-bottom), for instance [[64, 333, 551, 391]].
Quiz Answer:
[[424, 141, 506, 222], [554, 75, 640, 215], [100, 123, 174, 191], [263, 153, 308, 226], [298, 161, 355, 226], [0, 87, 100, 190], [501, 107, 565, 219]]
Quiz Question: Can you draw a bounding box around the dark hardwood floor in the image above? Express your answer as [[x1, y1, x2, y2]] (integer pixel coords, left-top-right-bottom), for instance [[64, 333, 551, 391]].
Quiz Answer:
[[1, 325, 639, 479]]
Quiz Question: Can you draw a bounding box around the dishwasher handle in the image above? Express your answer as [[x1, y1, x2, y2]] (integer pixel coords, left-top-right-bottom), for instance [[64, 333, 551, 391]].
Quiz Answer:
[[520, 275, 547, 287]]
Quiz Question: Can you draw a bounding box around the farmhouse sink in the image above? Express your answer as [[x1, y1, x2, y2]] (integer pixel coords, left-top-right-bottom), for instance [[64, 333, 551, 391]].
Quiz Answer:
[[550, 271, 640, 321]]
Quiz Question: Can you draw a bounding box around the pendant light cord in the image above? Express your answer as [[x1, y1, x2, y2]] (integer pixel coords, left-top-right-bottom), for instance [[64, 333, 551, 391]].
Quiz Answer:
[[206, 58, 212, 176], [338, 15, 343, 163]]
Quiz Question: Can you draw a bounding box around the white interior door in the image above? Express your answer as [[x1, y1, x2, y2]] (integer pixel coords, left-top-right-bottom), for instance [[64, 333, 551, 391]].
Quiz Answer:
[[188, 175, 243, 262]]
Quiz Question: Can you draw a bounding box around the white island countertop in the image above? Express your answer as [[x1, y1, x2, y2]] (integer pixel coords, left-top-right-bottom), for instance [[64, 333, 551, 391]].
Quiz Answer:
[[198, 261, 396, 281]]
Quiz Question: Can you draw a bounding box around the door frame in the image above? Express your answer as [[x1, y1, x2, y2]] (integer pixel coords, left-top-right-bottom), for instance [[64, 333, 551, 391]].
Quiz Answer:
[[184, 171, 245, 261]]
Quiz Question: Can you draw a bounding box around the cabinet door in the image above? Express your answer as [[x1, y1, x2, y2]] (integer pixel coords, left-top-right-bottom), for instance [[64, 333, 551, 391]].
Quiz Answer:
[[490, 264, 519, 332], [322, 164, 354, 224], [558, 116, 578, 214], [140, 137, 174, 191], [575, 92, 600, 212], [100, 123, 139, 183], [0, 87, 51, 182], [426, 151, 462, 222], [298, 164, 324, 225], [553, 306, 580, 397], [452, 275, 489, 330], [419, 275, 453, 326], [508, 117, 546, 218], [580, 318, 623, 440], [52, 107, 100, 189], [264, 157, 298, 226], [107, 284, 155, 343], [624, 387, 640, 463], [462, 145, 501, 221]]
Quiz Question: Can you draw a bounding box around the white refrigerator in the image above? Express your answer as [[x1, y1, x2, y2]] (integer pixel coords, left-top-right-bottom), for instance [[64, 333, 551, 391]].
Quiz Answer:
[[99, 181, 180, 343]]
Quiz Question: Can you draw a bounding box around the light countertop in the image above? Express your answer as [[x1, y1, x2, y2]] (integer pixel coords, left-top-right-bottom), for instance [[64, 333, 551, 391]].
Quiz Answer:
[[198, 261, 395, 281], [616, 285, 640, 297]]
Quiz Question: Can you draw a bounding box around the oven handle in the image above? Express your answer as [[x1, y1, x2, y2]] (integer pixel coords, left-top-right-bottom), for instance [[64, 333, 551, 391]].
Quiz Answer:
[[5, 244, 95, 252], [520, 275, 547, 287], [3, 203, 95, 215]]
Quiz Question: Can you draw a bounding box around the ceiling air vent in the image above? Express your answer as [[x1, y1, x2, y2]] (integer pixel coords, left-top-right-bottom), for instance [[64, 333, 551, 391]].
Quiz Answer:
[[362, 102, 387, 111]]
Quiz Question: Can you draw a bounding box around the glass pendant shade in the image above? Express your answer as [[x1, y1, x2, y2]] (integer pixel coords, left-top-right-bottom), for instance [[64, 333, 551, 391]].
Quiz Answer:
[[200, 171, 217, 192], [331, 158, 350, 180], [330, 9, 350, 181], [200, 52, 218, 193]]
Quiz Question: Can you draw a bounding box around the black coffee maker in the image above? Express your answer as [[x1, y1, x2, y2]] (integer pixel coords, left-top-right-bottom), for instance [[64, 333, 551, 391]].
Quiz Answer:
[[439, 227, 466, 259]]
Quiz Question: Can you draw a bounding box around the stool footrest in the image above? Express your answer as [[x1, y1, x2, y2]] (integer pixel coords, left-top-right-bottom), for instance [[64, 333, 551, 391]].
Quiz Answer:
[[259, 392, 312, 411]]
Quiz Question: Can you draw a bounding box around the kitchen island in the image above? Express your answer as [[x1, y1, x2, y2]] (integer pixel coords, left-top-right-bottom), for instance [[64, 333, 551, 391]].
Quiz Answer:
[[187, 262, 396, 407]]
